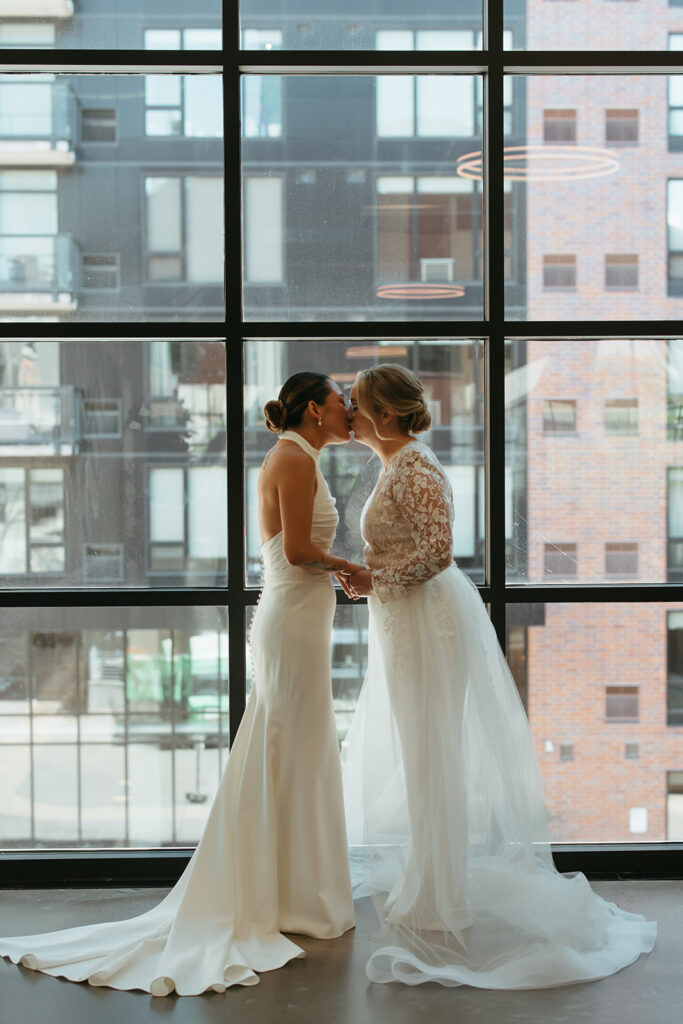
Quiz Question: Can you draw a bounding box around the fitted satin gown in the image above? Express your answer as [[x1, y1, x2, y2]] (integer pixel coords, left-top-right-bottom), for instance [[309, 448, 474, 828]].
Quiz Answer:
[[0, 429, 354, 995]]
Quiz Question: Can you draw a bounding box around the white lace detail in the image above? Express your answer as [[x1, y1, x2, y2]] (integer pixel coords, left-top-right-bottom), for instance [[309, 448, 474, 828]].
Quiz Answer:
[[362, 442, 454, 604]]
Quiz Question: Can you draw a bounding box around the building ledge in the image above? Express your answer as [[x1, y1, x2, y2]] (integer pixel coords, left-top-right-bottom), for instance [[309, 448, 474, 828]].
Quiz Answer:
[[0, 294, 76, 313], [0, 148, 75, 168], [0, 0, 73, 15]]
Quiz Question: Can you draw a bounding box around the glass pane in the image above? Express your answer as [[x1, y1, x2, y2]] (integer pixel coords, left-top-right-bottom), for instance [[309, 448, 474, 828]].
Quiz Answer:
[[506, 602, 683, 842], [507, 1, 677, 51], [247, 603, 368, 746], [0, 74, 223, 323], [240, 5, 482, 50], [0, 4, 221, 50], [505, 338, 680, 584], [242, 74, 484, 322], [506, 75, 683, 322], [0, 339, 227, 588], [244, 339, 485, 585], [0, 606, 228, 851]]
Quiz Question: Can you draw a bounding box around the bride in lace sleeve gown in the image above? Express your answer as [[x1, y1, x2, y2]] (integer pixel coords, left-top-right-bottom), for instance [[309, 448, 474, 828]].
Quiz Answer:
[[341, 363, 656, 989], [0, 372, 357, 996]]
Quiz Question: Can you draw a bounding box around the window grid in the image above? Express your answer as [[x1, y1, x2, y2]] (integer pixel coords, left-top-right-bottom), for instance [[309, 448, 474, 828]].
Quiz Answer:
[[2, 4, 683, 883]]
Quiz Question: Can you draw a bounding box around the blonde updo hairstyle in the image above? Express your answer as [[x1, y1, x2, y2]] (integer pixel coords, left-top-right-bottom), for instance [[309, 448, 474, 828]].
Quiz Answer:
[[264, 371, 333, 434], [355, 363, 431, 439]]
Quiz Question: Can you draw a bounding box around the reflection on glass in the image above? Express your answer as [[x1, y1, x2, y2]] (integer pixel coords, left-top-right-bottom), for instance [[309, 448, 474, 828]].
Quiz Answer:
[[0, 340, 226, 588], [0, 606, 228, 849], [506, 602, 683, 842], [505, 338, 682, 584], [242, 75, 484, 321], [247, 604, 368, 746], [508, 75, 683, 322], [244, 339, 485, 584]]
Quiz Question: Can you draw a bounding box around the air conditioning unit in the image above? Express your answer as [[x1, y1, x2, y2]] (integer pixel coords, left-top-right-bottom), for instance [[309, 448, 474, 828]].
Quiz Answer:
[[420, 257, 454, 283]]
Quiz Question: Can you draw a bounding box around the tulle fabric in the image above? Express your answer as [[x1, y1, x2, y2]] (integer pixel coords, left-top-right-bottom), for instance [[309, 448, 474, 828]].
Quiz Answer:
[[342, 565, 657, 988]]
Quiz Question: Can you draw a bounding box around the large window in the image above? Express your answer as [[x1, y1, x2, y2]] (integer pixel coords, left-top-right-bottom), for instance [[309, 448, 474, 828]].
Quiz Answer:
[[3, 0, 683, 877]]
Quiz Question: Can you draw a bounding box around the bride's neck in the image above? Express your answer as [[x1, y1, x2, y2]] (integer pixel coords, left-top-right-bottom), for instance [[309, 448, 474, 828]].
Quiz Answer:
[[372, 434, 414, 467]]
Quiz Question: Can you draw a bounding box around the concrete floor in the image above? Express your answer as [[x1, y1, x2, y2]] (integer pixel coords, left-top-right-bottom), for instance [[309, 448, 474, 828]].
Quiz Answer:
[[0, 881, 679, 1024]]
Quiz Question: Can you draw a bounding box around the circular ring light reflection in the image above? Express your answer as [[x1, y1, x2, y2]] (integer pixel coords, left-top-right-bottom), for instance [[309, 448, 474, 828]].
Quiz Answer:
[[376, 283, 465, 300], [456, 145, 621, 182]]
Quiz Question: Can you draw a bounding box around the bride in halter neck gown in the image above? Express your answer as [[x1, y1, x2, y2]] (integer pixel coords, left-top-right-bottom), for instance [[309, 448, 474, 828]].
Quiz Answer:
[[0, 428, 354, 996]]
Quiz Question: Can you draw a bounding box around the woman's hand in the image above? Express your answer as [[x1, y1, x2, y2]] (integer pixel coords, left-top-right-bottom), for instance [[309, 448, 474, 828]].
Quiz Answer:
[[346, 568, 373, 597], [333, 559, 365, 597]]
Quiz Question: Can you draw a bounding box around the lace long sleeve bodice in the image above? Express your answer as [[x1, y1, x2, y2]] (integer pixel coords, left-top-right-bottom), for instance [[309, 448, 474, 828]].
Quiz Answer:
[[361, 442, 454, 603]]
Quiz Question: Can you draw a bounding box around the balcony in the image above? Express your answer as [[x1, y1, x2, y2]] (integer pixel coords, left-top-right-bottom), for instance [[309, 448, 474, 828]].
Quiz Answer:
[[0, 78, 76, 167], [0, 235, 79, 313], [0, 386, 81, 456], [0, 1, 73, 16]]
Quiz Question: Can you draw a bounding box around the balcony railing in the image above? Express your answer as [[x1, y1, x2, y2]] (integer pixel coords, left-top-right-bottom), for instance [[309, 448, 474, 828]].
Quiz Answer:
[[0, 386, 82, 455], [0, 234, 80, 312], [0, 1, 73, 16], [0, 78, 77, 164]]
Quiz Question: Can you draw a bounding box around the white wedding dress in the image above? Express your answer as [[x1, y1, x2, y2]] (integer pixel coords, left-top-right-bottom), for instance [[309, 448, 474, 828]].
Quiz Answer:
[[0, 430, 354, 995], [342, 439, 656, 988]]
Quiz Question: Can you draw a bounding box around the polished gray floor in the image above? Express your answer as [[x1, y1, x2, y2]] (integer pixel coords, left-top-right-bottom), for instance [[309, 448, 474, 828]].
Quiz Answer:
[[0, 881, 679, 1024]]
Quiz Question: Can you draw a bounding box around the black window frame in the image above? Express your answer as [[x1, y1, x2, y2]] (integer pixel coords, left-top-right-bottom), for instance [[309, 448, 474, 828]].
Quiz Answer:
[[3, 1, 683, 887]]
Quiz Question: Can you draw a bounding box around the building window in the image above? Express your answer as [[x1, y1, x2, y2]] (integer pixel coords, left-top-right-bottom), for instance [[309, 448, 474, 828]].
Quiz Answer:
[[0, 467, 65, 576], [667, 772, 683, 840], [543, 109, 576, 143], [604, 398, 638, 434], [242, 29, 283, 49], [0, 23, 56, 47], [667, 611, 683, 725], [543, 399, 576, 432], [543, 254, 576, 289], [144, 28, 222, 50], [605, 108, 639, 144], [669, 36, 683, 145], [668, 180, 683, 292], [148, 466, 227, 576], [376, 176, 481, 284], [668, 340, 683, 439], [376, 34, 478, 138], [544, 543, 577, 577], [605, 254, 638, 290], [605, 686, 639, 722], [0, 170, 58, 291], [144, 76, 222, 138], [244, 176, 283, 284], [81, 108, 116, 143], [83, 398, 122, 438], [82, 254, 119, 290], [625, 742, 640, 760], [604, 542, 638, 576], [239, 34, 283, 138], [144, 175, 223, 283], [667, 469, 683, 579], [242, 75, 283, 138], [559, 744, 574, 761]]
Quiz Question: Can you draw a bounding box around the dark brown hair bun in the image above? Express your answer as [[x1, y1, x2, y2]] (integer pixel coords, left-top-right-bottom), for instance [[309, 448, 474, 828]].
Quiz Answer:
[[264, 399, 287, 433]]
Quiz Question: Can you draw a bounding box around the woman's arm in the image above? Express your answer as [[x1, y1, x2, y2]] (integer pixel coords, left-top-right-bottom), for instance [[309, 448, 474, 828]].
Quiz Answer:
[[278, 450, 363, 575], [350, 453, 453, 601]]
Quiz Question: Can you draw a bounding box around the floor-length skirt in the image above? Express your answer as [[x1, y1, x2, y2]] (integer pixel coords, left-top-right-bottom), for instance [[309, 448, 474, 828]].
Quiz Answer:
[[0, 574, 353, 995], [342, 564, 656, 988]]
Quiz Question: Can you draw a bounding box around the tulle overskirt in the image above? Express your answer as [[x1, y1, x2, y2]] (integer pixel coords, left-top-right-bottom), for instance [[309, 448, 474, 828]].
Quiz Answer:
[[342, 564, 656, 988]]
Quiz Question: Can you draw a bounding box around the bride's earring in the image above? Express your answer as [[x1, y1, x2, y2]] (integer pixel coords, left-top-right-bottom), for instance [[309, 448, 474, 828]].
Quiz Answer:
[[317, 417, 322, 427]]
